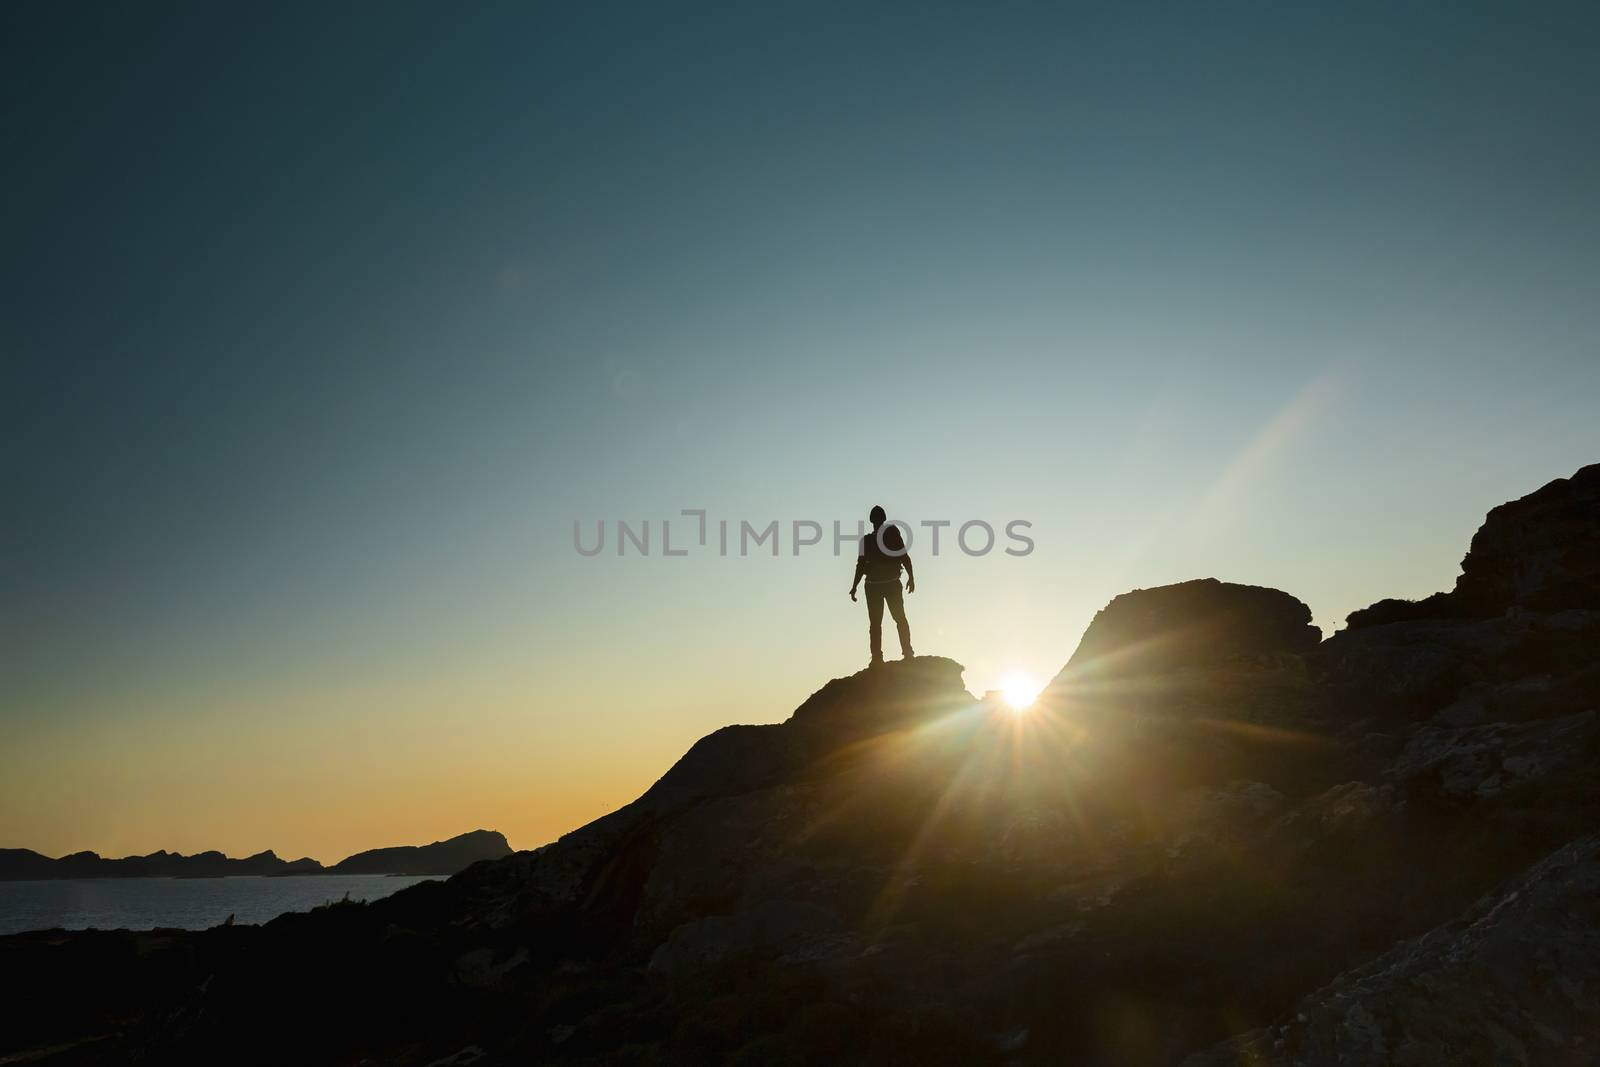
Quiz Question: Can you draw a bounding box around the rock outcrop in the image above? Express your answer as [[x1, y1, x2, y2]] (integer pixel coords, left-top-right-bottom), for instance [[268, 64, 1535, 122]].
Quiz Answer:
[[1345, 462, 1600, 628], [2, 463, 1596, 1067], [328, 830, 513, 876], [1056, 578, 1321, 680]]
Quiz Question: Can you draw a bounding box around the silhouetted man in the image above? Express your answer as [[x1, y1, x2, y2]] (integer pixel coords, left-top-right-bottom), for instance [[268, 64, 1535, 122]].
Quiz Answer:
[[849, 505, 915, 666]]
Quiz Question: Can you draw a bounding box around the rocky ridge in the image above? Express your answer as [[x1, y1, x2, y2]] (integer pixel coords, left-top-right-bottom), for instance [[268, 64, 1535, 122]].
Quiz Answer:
[[2, 464, 1597, 1065]]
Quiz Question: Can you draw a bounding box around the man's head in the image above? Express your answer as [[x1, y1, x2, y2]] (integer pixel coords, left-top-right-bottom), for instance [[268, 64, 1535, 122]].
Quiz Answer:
[[869, 505, 886, 527]]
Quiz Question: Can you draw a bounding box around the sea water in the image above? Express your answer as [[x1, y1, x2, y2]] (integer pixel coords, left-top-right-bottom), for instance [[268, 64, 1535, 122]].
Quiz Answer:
[[0, 874, 438, 934]]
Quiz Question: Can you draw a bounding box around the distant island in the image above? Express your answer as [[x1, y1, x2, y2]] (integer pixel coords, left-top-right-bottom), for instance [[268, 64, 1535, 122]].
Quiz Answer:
[[0, 829, 511, 881]]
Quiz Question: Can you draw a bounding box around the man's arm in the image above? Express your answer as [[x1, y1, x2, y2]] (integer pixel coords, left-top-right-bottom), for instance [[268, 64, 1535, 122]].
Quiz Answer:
[[849, 553, 865, 601], [903, 553, 915, 594]]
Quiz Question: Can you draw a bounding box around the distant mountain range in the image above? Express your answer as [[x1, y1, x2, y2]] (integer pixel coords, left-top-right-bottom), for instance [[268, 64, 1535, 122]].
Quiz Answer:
[[0, 829, 511, 880]]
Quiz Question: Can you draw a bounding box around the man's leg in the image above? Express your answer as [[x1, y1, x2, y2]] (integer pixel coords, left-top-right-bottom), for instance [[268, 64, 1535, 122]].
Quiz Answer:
[[866, 584, 886, 664], [885, 583, 913, 658]]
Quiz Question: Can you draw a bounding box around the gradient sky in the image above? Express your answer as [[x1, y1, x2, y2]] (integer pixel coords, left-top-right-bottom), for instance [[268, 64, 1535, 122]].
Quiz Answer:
[[4, 2, 1598, 863]]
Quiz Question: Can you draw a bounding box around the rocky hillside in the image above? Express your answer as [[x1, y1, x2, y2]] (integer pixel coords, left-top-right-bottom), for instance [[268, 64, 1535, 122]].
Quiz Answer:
[[2, 464, 1595, 1066]]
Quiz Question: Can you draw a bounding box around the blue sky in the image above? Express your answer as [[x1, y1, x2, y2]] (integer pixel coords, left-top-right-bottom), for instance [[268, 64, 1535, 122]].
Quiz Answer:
[[3, 1, 1597, 859]]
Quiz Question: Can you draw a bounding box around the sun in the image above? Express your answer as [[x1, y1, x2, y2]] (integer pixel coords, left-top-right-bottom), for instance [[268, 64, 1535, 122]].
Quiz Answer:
[[999, 672, 1042, 712]]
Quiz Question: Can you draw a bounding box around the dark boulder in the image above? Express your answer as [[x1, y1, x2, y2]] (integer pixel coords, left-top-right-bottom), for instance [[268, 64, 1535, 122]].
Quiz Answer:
[[1056, 578, 1320, 683], [1458, 461, 1600, 613], [1345, 462, 1600, 629], [1041, 580, 1338, 793]]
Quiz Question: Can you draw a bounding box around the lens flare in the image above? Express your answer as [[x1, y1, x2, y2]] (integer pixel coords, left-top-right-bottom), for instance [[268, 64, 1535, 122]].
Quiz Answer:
[[999, 673, 1042, 711]]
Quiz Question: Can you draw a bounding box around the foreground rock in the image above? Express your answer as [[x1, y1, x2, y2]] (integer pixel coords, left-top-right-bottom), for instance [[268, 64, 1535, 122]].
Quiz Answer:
[[1, 463, 1595, 1066], [1186, 835, 1600, 1066]]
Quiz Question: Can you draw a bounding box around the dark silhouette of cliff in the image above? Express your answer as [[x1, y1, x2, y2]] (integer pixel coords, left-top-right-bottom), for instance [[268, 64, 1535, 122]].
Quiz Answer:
[[1344, 461, 1600, 628], [1059, 577, 1321, 680], [0, 830, 511, 881], [2, 463, 1597, 1066], [328, 830, 512, 876]]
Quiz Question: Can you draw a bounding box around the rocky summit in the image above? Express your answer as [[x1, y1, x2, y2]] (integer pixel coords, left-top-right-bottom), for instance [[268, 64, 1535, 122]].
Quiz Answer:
[[1058, 577, 1322, 679], [1346, 462, 1600, 628], [3, 464, 1598, 1066]]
